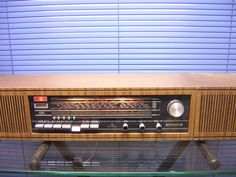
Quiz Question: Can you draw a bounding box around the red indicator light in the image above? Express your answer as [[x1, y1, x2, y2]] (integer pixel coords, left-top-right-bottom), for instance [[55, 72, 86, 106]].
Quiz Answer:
[[34, 96, 48, 102]]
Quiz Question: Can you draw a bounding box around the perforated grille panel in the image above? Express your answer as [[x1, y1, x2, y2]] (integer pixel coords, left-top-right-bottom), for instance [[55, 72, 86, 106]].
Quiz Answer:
[[198, 91, 236, 133], [0, 95, 29, 133]]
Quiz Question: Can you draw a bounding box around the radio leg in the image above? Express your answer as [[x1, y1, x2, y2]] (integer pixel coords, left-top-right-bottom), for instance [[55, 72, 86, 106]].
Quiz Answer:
[[157, 141, 190, 172], [195, 141, 220, 170], [29, 141, 51, 170], [53, 141, 84, 171], [29, 141, 85, 172]]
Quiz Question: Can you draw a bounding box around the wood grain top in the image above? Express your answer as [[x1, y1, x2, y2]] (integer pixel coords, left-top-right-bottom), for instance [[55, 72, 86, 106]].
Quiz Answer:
[[0, 73, 235, 90]]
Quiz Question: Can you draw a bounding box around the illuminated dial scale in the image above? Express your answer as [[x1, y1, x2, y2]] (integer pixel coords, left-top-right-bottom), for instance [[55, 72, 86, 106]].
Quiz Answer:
[[30, 96, 190, 133]]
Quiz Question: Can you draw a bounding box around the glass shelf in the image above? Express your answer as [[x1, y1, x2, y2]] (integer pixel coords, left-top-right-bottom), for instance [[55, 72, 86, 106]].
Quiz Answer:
[[0, 140, 236, 176], [1, 170, 236, 176]]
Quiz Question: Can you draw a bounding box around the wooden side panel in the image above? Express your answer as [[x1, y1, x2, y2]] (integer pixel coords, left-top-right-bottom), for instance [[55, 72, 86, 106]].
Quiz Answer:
[[0, 95, 30, 133], [195, 90, 236, 138]]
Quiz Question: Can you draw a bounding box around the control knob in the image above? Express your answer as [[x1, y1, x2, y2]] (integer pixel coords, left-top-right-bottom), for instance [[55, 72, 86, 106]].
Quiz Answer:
[[156, 123, 162, 132], [123, 123, 129, 132], [139, 123, 145, 132], [167, 100, 185, 118]]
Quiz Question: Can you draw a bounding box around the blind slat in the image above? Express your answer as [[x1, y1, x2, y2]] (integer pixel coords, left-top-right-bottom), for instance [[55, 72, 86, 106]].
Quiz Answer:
[[120, 21, 231, 27], [118, 0, 232, 3], [7, 0, 118, 7], [120, 65, 227, 70], [120, 4, 232, 10], [8, 4, 117, 12], [13, 60, 118, 65], [121, 60, 227, 65], [121, 54, 228, 59], [12, 54, 117, 60], [9, 16, 117, 23], [11, 44, 118, 50], [11, 49, 118, 55]]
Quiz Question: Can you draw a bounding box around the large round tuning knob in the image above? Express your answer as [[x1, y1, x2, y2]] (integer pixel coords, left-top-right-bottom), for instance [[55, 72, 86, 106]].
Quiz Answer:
[[167, 100, 184, 118]]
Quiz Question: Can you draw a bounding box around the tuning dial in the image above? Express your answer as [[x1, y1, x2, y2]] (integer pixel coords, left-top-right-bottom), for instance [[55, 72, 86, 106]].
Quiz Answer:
[[139, 123, 145, 131], [123, 123, 129, 131], [156, 123, 162, 132], [167, 100, 184, 118]]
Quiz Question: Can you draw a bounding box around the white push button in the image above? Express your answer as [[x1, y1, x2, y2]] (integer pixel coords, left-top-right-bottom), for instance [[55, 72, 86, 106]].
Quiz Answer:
[[35, 124, 44, 128], [71, 125, 81, 132], [53, 124, 62, 128], [44, 124, 53, 128], [81, 124, 90, 129], [62, 124, 72, 129], [90, 124, 99, 129]]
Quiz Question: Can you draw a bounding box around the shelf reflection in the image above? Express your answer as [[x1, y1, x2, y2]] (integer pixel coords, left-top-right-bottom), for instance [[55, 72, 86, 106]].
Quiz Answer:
[[0, 140, 236, 176]]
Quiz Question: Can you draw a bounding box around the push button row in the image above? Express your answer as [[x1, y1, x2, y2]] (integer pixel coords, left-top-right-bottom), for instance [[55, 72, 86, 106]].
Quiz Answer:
[[34, 123, 99, 132], [71, 123, 99, 132], [34, 123, 72, 129]]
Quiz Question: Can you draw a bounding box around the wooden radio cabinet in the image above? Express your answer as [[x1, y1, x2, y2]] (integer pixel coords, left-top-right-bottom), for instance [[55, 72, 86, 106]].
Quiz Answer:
[[0, 74, 235, 141]]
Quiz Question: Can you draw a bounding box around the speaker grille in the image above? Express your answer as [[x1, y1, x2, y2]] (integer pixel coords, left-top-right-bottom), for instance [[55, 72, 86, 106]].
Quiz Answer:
[[0, 95, 29, 133], [199, 91, 236, 133]]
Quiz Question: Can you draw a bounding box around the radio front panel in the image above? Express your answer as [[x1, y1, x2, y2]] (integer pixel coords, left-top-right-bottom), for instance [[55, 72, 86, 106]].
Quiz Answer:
[[29, 95, 191, 133], [1, 74, 235, 141]]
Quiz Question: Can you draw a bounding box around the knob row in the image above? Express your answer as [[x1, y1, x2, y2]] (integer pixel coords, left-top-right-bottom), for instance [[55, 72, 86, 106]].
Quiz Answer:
[[123, 123, 162, 132]]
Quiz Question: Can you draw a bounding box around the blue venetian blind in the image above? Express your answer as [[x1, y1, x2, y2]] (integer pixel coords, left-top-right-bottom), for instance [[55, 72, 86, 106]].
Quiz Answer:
[[0, 1, 12, 74], [6, 0, 119, 74], [119, 0, 234, 73], [0, 0, 235, 74], [229, 2, 236, 72]]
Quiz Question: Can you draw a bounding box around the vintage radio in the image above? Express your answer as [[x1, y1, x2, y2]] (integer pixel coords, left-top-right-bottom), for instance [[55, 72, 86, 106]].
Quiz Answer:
[[0, 74, 235, 141]]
